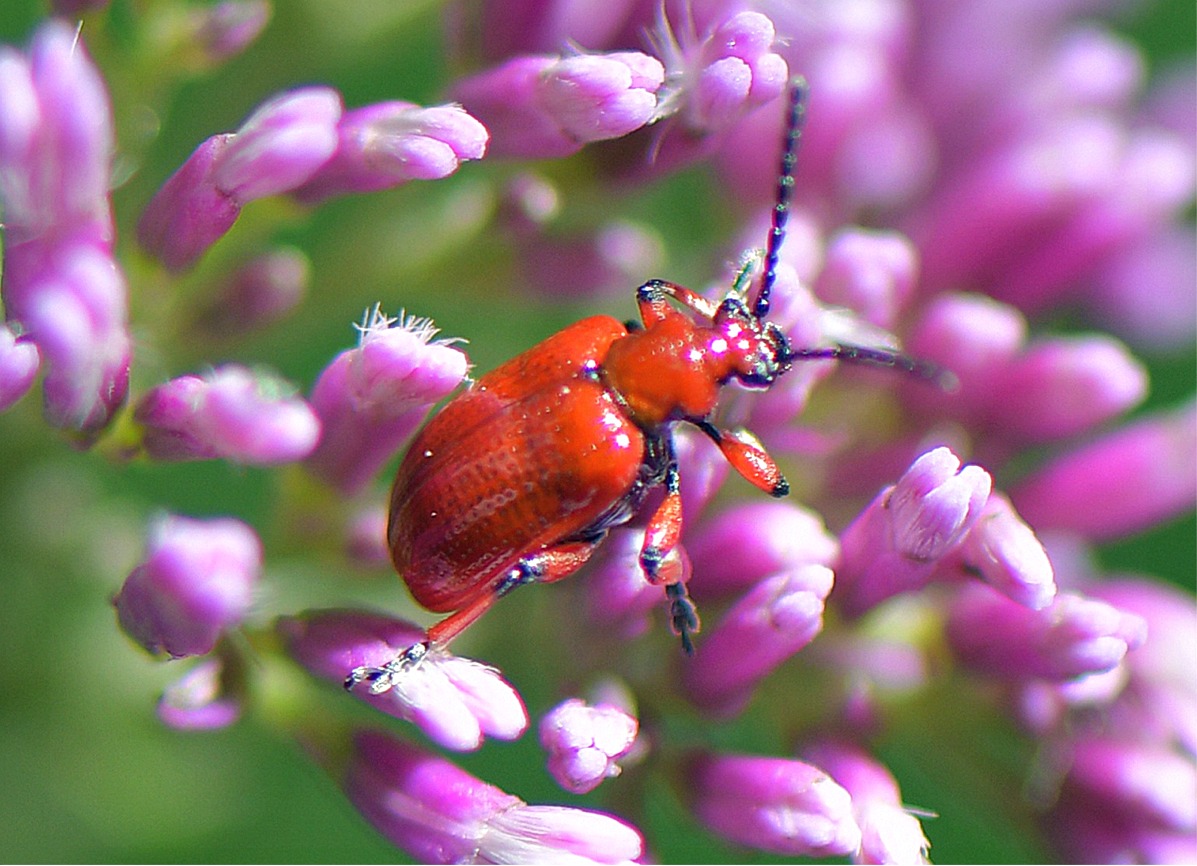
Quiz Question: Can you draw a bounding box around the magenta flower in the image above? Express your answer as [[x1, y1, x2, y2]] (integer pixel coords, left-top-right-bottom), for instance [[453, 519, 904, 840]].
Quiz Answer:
[[802, 740, 930, 865], [279, 610, 527, 751], [157, 656, 243, 731], [183, 1, 272, 68], [193, 247, 310, 338], [2, 3, 1186, 864], [945, 492, 1057, 611], [0, 22, 131, 437], [305, 307, 469, 495], [292, 101, 488, 204], [135, 364, 320, 464], [138, 87, 342, 271], [652, 10, 789, 134], [945, 583, 1148, 681], [0, 323, 40, 412], [905, 292, 1149, 445], [344, 728, 645, 864], [453, 51, 664, 159], [539, 697, 639, 794], [685, 499, 839, 600], [1023, 572, 1197, 862], [684, 564, 833, 717], [833, 447, 992, 617], [812, 228, 918, 330], [1011, 401, 1197, 540], [114, 514, 262, 659], [690, 751, 862, 858]]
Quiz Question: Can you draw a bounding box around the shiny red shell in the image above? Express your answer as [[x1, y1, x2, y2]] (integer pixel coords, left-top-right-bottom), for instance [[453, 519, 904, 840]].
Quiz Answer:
[[388, 315, 640, 611]]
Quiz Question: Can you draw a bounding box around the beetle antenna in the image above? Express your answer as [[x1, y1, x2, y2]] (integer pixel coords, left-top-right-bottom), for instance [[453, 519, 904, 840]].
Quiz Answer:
[[788, 344, 959, 390], [754, 77, 808, 321]]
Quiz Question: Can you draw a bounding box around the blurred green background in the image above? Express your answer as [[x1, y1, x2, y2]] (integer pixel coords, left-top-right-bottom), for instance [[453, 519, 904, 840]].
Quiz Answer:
[[0, 0, 1192, 862]]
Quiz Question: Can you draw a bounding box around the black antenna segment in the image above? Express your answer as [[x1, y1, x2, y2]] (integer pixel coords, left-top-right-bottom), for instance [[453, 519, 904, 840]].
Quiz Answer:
[[754, 77, 808, 321]]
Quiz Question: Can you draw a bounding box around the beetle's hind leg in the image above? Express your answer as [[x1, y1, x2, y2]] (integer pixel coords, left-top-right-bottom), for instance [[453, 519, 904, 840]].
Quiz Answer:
[[345, 539, 605, 694], [421, 539, 602, 650]]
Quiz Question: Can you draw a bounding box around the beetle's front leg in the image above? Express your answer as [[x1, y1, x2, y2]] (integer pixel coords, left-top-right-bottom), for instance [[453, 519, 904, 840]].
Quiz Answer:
[[638, 455, 701, 655], [695, 419, 789, 497], [636, 279, 720, 327]]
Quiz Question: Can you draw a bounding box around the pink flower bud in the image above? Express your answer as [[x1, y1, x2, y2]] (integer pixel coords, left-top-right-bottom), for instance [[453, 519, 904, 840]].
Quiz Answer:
[[137, 365, 320, 464], [0, 323, 40, 411], [292, 102, 488, 203], [540, 698, 639, 794], [279, 610, 527, 751], [690, 751, 862, 857], [835, 447, 992, 617], [345, 730, 644, 863], [1012, 401, 1197, 541], [802, 740, 930, 865], [685, 565, 833, 716], [114, 514, 262, 659], [946, 584, 1147, 681], [306, 307, 468, 495]]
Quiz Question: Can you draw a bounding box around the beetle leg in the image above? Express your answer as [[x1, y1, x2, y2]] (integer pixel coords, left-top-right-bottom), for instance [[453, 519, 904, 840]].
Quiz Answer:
[[639, 459, 683, 584], [638, 453, 702, 655], [695, 419, 789, 497], [666, 582, 700, 656], [424, 538, 605, 648], [637, 279, 720, 326]]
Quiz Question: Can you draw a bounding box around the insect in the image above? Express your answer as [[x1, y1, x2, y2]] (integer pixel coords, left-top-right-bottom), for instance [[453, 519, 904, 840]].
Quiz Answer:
[[346, 79, 941, 692]]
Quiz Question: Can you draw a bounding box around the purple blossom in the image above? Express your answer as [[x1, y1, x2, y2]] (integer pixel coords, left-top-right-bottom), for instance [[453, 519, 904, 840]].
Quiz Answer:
[[802, 740, 931, 865], [344, 729, 645, 864], [453, 51, 664, 159], [905, 292, 1147, 445], [0, 323, 40, 411], [684, 565, 833, 716], [685, 499, 839, 600], [305, 307, 469, 495], [157, 656, 243, 730], [812, 228, 918, 331], [1033, 574, 1197, 861], [539, 698, 639, 794], [833, 446, 992, 617], [292, 101, 488, 204], [0, 23, 113, 237], [1012, 400, 1197, 541], [114, 514, 262, 659], [0, 22, 131, 437], [193, 247, 310, 338], [1065, 735, 1196, 834], [652, 10, 789, 134], [1, 2, 1187, 863], [279, 610, 527, 751], [184, 1, 272, 67], [945, 583, 1147, 681], [946, 492, 1057, 611], [138, 87, 342, 271], [690, 751, 862, 858], [135, 364, 320, 464]]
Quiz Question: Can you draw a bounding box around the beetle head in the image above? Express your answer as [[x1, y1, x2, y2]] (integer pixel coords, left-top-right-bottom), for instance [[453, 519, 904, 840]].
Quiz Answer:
[[712, 296, 794, 390]]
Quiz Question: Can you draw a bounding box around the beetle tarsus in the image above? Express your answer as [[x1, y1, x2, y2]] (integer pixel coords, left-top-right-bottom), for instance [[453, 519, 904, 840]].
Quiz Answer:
[[343, 641, 429, 694], [666, 582, 700, 656]]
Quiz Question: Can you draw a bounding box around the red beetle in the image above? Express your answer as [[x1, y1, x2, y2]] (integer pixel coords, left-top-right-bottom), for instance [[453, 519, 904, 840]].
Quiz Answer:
[[346, 81, 938, 691]]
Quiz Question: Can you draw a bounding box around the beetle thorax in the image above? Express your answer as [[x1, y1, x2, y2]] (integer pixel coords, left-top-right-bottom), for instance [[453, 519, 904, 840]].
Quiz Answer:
[[601, 314, 754, 429]]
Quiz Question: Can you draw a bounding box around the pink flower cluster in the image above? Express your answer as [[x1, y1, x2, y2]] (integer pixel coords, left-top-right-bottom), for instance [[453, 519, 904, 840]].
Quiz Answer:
[[0, 1, 1191, 864]]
